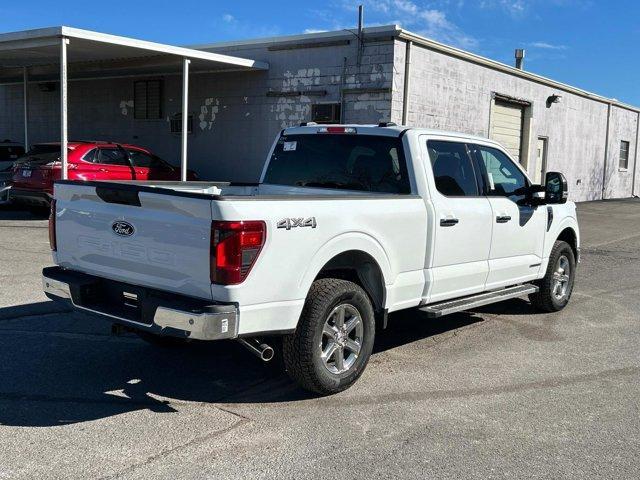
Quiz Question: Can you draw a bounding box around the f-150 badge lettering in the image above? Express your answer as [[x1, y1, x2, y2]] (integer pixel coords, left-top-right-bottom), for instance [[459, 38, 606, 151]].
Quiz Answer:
[[277, 217, 317, 230]]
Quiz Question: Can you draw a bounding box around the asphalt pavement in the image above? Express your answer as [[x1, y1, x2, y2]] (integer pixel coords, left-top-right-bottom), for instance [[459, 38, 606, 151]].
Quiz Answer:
[[0, 199, 638, 479]]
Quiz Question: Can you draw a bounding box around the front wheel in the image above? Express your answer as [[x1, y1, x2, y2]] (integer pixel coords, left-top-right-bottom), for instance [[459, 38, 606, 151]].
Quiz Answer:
[[283, 278, 375, 395], [530, 240, 576, 312]]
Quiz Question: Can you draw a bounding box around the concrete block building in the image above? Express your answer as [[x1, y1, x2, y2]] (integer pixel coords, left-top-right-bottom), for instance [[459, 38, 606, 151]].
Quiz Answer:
[[0, 25, 638, 201]]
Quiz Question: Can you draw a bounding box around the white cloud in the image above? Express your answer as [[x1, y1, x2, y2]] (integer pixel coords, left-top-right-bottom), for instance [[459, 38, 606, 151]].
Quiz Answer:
[[304, 28, 329, 34], [530, 41, 568, 50], [222, 13, 236, 24], [479, 0, 527, 15], [358, 0, 478, 50]]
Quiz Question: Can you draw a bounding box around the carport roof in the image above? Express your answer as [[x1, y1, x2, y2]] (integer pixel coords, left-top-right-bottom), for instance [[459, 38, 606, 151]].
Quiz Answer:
[[0, 26, 269, 83]]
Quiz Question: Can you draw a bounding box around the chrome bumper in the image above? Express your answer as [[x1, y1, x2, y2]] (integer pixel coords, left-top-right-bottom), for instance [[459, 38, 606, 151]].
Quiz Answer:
[[42, 269, 238, 341]]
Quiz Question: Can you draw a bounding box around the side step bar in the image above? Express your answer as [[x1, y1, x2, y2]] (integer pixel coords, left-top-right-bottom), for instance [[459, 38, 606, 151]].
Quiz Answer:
[[419, 284, 539, 318]]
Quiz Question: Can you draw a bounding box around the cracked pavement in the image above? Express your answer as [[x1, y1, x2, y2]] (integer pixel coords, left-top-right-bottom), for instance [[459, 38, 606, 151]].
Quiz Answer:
[[0, 199, 639, 479]]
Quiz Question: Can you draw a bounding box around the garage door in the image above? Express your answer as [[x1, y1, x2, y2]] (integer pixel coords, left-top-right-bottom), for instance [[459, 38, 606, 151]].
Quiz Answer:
[[490, 100, 524, 163]]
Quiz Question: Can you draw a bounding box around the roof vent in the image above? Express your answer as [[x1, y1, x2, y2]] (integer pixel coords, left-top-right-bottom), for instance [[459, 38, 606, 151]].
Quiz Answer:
[[378, 122, 397, 127], [515, 49, 525, 70]]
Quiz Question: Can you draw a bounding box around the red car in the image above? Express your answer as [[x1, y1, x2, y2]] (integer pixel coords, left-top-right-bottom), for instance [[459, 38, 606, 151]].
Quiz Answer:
[[11, 141, 197, 208]]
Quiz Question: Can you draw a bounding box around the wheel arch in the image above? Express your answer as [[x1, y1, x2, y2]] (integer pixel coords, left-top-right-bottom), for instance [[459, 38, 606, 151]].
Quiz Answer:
[[556, 226, 579, 260], [299, 233, 392, 314], [314, 250, 387, 313]]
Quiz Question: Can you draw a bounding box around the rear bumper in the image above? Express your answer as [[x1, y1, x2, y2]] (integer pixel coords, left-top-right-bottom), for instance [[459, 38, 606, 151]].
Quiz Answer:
[[42, 266, 238, 341], [9, 188, 52, 206]]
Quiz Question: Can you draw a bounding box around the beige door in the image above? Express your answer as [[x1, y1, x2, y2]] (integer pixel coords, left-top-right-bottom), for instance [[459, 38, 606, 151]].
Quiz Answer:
[[535, 137, 548, 184], [490, 100, 524, 163]]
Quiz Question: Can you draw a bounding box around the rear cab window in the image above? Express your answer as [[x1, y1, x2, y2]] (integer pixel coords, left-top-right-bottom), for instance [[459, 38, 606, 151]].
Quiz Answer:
[[263, 132, 411, 194]]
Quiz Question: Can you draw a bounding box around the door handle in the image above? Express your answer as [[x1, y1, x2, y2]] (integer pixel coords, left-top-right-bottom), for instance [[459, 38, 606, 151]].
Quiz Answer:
[[440, 218, 459, 227], [99, 168, 109, 173], [496, 215, 512, 223]]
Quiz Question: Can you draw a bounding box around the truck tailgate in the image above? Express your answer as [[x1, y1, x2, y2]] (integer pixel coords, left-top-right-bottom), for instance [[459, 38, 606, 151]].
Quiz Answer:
[[53, 182, 214, 300]]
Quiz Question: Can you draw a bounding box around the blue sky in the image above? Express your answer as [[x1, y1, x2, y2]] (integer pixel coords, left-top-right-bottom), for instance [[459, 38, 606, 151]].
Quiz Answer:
[[2, 0, 639, 105]]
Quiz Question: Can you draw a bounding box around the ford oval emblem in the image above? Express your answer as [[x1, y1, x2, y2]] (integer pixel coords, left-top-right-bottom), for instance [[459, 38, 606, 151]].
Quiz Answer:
[[112, 221, 135, 237]]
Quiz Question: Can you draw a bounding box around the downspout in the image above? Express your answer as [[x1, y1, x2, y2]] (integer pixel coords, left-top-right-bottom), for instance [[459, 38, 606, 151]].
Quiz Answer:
[[401, 40, 412, 125], [339, 57, 347, 123], [601, 102, 612, 200], [23, 67, 29, 150], [632, 111, 640, 197]]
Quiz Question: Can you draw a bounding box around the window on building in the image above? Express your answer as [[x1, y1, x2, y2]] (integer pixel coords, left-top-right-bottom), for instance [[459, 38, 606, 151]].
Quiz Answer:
[[427, 140, 479, 197], [134, 80, 162, 120], [169, 113, 193, 134], [620, 140, 630, 170], [311, 103, 341, 124], [476, 145, 528, 204]]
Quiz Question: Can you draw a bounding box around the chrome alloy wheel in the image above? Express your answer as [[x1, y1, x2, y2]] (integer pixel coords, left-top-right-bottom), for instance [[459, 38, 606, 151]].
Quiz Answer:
[[320, 304, 364, 375], [552, 255, 571, 300]]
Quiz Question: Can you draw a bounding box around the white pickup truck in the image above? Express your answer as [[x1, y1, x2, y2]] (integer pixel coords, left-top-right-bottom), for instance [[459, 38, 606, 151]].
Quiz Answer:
[[43, 124, 579, 394]]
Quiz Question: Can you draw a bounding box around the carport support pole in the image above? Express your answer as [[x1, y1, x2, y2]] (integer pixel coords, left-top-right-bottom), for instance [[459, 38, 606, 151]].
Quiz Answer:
[[60, 37, 69, 180], [22, 67, 29, 150], [181, 58, 190, 182]]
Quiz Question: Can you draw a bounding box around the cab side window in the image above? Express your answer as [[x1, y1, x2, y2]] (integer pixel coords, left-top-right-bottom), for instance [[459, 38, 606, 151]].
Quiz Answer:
[[427, 140, 479, 197], [476, 146, 527, 204]]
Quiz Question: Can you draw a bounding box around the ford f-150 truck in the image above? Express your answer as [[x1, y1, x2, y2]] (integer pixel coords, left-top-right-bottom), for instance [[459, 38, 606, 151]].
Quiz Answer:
[[43, 124, 579, 394]]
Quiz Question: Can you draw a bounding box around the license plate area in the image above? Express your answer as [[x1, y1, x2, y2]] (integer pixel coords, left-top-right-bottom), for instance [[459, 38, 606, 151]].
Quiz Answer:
[[76, 280, 151, 324], [21, 169, 32, 178]]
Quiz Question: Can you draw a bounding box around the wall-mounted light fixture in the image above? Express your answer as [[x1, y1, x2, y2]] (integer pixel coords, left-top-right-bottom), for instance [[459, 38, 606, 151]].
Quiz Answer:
[[546, 94, 562, 108]]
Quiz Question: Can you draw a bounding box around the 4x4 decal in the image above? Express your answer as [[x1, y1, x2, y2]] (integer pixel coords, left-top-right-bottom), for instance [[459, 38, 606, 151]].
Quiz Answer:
[[277, 217, 317, 230]]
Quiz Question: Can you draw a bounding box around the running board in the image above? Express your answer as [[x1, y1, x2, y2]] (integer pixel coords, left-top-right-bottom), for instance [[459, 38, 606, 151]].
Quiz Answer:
[[419, 284, 539, 318]]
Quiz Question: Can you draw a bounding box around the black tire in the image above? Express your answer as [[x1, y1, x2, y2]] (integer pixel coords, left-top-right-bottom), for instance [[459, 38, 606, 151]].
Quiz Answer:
[[136, 331, 191, 348], [283, 278, 375, 395], [529, 240, 576, 312]]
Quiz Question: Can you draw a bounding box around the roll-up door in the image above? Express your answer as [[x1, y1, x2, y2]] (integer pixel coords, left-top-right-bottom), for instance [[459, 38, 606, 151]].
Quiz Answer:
[[490, 99, 524, 163]]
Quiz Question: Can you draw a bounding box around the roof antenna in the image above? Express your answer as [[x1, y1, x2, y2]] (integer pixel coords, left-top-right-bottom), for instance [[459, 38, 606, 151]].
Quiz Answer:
[[357, 4, 364, 65]]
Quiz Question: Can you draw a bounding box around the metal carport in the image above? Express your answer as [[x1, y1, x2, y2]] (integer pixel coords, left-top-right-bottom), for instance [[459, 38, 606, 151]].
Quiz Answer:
[[0, 26, 269, 180]]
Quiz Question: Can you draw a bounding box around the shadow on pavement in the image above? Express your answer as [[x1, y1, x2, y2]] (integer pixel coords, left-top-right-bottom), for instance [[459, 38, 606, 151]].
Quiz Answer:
[[0, 303, 484, 428], [0, 301, 72, 320], [0, 203, 49, 220]]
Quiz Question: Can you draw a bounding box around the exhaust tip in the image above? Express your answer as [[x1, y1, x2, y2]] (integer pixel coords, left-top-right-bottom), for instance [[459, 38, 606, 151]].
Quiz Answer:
[[261, 346, 275, 362], [238, 337, 275, 362]]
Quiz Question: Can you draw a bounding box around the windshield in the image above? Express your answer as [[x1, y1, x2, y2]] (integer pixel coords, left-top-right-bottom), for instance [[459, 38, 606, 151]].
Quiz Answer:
[[264, 134, 411, 194], [25, 144, 61, 156], [14, 151, 62, 167]]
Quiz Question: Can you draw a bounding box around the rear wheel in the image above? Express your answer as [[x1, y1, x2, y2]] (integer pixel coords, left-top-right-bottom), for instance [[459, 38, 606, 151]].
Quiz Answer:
[[530, 240, 576, 312], [283, 278, 375, 395]]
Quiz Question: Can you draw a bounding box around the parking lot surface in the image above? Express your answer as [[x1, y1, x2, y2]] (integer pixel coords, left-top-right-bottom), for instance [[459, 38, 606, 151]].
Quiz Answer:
[[0, 199, 639, 479]]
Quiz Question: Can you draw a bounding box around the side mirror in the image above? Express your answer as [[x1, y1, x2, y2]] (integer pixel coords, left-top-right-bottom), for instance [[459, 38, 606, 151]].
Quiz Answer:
[[545, 171, 568, 204]]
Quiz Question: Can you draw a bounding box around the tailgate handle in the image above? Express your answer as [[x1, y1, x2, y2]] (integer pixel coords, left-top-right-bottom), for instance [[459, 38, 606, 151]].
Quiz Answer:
[[96, 187, 141, 207]]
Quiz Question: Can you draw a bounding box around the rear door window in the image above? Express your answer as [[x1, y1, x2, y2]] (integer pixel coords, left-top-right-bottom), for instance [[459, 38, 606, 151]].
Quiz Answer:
[[127, 149, 172, 170], [426, 140, 479, 196], [96, 148, 129, 166], [264, 133, 411, 193]]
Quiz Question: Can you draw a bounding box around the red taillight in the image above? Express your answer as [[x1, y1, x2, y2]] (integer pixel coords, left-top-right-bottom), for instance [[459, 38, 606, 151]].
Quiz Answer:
[[48, 199, 57, 251], [210, 221, 266, 285]]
